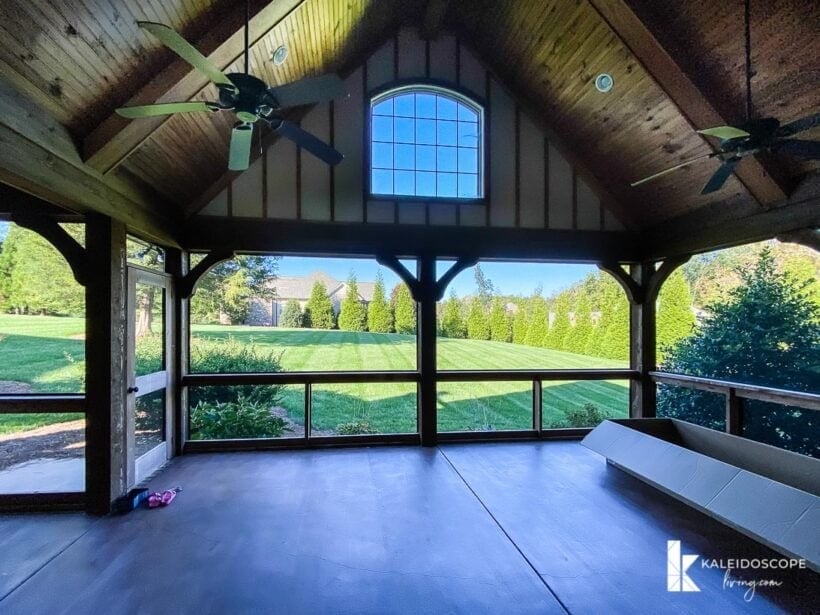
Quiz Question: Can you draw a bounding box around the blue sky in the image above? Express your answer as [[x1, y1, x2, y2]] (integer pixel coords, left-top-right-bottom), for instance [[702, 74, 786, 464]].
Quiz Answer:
[[0, 221, 7, 242], [279, 256, 593, 298]]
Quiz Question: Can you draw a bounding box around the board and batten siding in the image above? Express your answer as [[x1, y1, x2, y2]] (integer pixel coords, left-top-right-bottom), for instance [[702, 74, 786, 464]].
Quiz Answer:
[[198, 29, 625, 233]]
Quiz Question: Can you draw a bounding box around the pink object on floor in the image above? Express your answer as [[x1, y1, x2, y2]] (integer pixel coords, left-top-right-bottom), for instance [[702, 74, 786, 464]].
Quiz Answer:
[[147, 487, 181, 508]]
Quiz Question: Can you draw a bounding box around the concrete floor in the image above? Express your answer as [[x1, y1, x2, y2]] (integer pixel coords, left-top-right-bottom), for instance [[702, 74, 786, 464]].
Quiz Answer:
[[0, 442, 817, 614], [0, 458, 85, 494]]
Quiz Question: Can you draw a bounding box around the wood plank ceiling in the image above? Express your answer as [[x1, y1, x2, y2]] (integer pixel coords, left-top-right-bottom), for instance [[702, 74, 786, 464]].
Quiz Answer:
[[0, 0, 816, 232]]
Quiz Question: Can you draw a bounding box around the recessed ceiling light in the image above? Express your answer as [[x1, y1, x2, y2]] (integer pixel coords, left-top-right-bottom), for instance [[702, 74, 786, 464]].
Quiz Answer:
[[272, 45, 288, 66], [594, 73, 614, 93]]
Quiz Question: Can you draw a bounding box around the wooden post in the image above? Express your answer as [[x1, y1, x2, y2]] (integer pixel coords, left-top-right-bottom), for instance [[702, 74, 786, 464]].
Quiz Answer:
[[417, 256, 438, 446], [725, 388, 742, 436], [85, 214, 128, 515], [167, 248, 186, 454], [629, 263, 656, 418]]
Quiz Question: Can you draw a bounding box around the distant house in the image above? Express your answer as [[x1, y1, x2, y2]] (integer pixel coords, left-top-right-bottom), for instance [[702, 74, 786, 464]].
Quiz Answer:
[[246, 271, 375, 326]]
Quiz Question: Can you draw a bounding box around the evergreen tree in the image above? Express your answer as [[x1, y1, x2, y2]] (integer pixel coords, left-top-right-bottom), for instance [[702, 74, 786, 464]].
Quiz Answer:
[[280, 299, 303, 328], [545, 294, 571, 350], [191, 255, 278, 324], [305, 281, 335, 329], [656, 268, 695, 361], [511, 305, 529, 345], [599, 293, 629, 361], [366, 271, 393, 333], [337, 274, 367, 331], [392, 283, 416, 334], [524, 296, 548, 347], [658, 249, 819, 455], [440, 290, 466, 338], [567, 292, 593, 354], [489, 297, 512, 342], [474, 264, 495, 308], [466, 298, 490, 340]]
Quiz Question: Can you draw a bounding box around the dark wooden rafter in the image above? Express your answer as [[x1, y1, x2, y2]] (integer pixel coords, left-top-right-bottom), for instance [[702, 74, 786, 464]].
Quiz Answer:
[[178, 248, 235, 299], [84, 0, 306, 174], [421, 0, 451, 40], [0, 77, 177, 246], [641, 173, 820, 259], [776, 228, 819, 253], [588, 0, 789, 206], [11, 212, 89, 286]]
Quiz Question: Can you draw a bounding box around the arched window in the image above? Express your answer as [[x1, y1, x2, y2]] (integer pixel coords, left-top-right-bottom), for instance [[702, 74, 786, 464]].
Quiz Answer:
[[369, 85, 483, 199]]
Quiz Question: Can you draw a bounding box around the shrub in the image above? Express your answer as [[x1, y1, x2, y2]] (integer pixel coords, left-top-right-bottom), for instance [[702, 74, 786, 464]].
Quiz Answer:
[[280, 299, 304, 328], [135, 334, 164, 374], [550, 403, 610, 428], [189, 336, 285, 408], [335, 421, 378, 435], [190, 397, 291, 439]]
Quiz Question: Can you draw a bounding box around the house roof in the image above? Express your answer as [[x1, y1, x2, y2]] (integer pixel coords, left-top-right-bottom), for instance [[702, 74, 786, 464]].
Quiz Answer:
[[272, 271, 375, 302]]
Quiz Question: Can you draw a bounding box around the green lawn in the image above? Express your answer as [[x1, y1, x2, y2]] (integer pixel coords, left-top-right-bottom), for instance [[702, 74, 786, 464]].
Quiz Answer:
[[0, 315, 629, 436]]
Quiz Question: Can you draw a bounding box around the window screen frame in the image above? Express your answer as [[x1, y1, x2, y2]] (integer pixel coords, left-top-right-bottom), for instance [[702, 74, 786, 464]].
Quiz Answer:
[[366, 80, 487, 204]]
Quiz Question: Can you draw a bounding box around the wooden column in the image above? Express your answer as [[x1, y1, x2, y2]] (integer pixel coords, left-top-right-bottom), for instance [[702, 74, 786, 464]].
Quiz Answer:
[[417, 256, 438, 446], [630, 263, 656, 418], [85, 214, 128, 515]]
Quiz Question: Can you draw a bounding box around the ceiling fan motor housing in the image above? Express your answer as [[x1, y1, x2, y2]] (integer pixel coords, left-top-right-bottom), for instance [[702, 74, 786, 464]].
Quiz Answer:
[[220, 73, 274, 123]]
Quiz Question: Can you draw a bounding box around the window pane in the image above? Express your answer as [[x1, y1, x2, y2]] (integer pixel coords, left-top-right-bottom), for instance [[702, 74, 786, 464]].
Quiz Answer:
[[372, 98, 393, 115], [416, 119, 436, 145], [437, 120, 457, 146], [437, 146, 457, 172], [437, 97, 458, 120], [394, 94, 415, 117], [0, 414, 85, 493], [394, 144, 415, 170], [458, 174, 478, 198], [437, 173, 457, 197], [542, 380, 629, 428], [372, 169, 393, 194], [416, 94, 436, 118], [372, 142, 392, 168], [458, 105, 478, 122], [372, 116, 393, 141], [742, 399, 818, 458], [458, 122, 479, 147], [416, 171, 436, 196], [657, 384, 726, 431], [134, 388, 165, 457], [416, 145, 436, 171], [394, 117, 415, 143], [438, 381, 532, 432], [311, 383, 417, 435], [134, 284, 164, 377], [395, 170, 415, 195], [188, 385, 304, 440], [458, 148, 478, 173]]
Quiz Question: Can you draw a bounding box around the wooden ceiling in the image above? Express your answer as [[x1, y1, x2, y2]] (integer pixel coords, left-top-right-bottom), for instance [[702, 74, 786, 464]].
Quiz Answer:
[[0, 0, 817, 244]]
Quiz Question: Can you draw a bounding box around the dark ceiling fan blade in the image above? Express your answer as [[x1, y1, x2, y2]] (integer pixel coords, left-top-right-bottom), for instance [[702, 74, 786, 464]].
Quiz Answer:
[[275, 120, 344, 165], [697, 126, 751, 140], [228, 123, 254, 171], [774, 139, 820, 160], [701, 158, 740, 195], [138, 22, 236, 89], [267, 74, 347, 109], [630, 152, 719, 187], [777, 112, 820, 137], [116, 101, 212, 118]]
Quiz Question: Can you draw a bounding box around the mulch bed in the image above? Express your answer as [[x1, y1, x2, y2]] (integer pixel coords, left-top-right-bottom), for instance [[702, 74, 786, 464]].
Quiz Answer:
[[0, 420, 85, 471]]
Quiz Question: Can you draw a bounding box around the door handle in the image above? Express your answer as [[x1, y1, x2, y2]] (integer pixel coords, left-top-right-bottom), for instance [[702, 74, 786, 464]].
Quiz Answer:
[[127, 386, 140, 394]]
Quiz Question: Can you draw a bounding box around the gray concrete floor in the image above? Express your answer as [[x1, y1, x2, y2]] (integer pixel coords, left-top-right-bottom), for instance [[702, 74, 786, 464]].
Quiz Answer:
[[0, 442, 817, 614]]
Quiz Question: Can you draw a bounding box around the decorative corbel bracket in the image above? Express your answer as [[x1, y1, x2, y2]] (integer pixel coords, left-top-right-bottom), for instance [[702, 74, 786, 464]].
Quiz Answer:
[[12, 213, 89, 286], [178, 248, 235, 299]]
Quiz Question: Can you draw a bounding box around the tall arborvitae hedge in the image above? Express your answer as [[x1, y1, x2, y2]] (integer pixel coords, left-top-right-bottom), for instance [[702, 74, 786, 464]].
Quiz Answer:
[[489, 297, 512, 342]]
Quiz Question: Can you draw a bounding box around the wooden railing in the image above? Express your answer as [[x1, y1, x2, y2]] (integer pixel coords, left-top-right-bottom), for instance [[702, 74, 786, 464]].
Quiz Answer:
[[649, 371, 820, 436]]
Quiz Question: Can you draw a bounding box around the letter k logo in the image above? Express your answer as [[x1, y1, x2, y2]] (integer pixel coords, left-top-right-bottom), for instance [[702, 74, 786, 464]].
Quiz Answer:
[[667, 540, 700, 592]]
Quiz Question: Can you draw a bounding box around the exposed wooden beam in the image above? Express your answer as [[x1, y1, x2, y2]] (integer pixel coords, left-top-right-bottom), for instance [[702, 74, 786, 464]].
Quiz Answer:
[[0, 76, 178, 246], [776, 228, 819, 253], [182, 218, 641, 262], [641, 173, 820, 259], [83, 0, 305, 174], [421, 0, 450, 40], [588, 0, 789, 206]]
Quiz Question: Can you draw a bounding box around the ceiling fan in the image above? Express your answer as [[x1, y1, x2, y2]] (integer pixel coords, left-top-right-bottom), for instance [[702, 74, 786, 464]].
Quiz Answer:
[[631, 0, 820, 194], [116, 5, 346, 171]]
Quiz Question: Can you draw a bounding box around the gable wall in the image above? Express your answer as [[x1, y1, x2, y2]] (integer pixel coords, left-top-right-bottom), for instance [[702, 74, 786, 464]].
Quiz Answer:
[[198, 29, 625, 233]]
